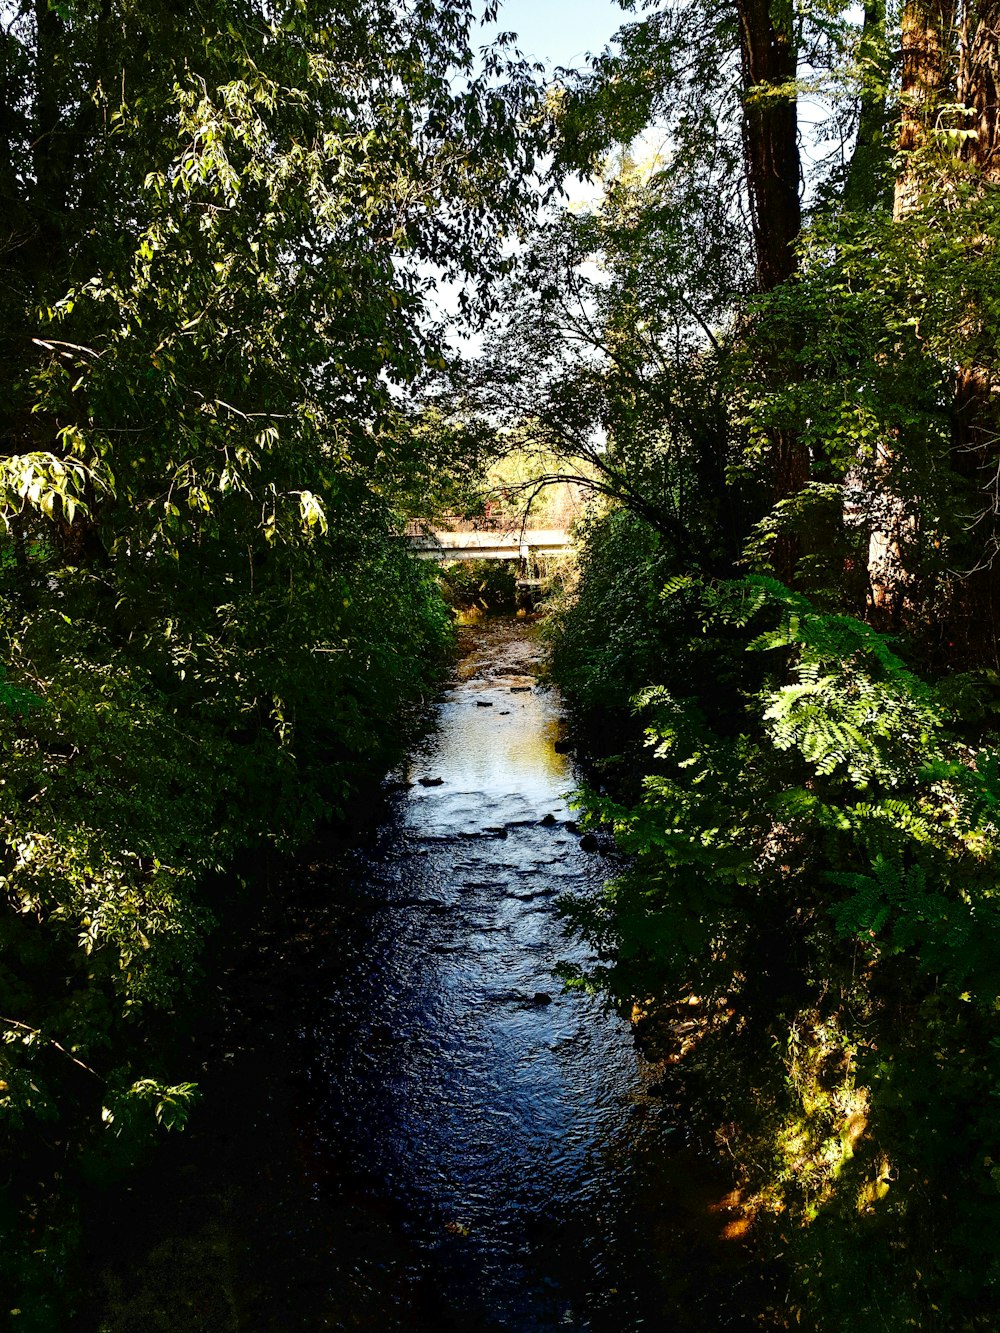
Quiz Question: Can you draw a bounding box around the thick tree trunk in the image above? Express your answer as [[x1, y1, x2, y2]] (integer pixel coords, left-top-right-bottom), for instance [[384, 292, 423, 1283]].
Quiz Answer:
[[736, 0, 808, 578], [868, 0, 956, 624], [895, 0, 957, 218], [872, 0, 1000, 661], [737, 0, 801, 292], [950, 2, 1000, 662], [959, 0, 1000, 174]]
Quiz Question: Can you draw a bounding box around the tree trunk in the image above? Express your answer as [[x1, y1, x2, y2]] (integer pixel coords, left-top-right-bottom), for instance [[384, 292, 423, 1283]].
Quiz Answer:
[[868, 0, 956, 625], [958, 0, 1000, 173], [895, 0, 957, 218], [950, 2, 1000, 662], [737, 0, 802, 292], [736, 0, 809, 578]]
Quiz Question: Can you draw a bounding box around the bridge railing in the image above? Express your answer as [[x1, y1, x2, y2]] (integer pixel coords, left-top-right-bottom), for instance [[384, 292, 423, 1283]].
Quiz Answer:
[[402, 515, 525, 537], [404, 535, 572, 563]]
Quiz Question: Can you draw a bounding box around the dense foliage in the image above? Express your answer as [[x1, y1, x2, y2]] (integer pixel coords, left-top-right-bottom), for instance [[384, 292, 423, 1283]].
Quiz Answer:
[[7, 0, 1000, 1322], [491, 0, 1000, 1325], [0, 0, 542, 1320], [552, 537, 1000, 1326]]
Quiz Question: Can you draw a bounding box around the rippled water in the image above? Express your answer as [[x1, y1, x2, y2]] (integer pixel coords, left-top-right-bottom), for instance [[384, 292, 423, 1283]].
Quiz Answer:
[[303, 619, 747, 1331]]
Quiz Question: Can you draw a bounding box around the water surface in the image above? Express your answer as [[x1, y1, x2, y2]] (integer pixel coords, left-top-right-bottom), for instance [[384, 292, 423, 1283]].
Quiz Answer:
[[302, 618, 744, 1330]]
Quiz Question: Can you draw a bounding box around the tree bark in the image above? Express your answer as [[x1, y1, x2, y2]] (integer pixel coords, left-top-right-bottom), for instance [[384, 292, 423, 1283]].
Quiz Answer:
[[895, 0, 957, 218], [950, 2, 1000, 662], [958, 0, 1000, 171], [868, 0, 956, 626], [736, 0, 809, 580], [737, 0, 802, 292]]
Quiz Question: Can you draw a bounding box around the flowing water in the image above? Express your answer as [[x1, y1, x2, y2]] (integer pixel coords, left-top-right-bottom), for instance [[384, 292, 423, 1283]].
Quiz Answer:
[[298, 618, 748, 1331], [91, 616, 755, 1332]]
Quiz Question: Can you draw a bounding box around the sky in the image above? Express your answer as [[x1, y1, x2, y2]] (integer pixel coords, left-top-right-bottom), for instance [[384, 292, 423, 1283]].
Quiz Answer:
[[482, 0, 626, 72], [428, 1, 629, 345]]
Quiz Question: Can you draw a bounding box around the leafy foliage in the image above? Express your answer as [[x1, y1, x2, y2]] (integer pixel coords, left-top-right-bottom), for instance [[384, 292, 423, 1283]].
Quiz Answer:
[[553, 530, 1000, 1325], [0, 0, 544, 1318], [439, 560, 519, 615], [504, 0, 1000, 1323]]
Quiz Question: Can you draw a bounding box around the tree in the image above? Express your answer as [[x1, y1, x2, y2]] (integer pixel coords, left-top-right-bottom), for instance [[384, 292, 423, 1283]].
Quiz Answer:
[[470, 155, 758, 571], [0, 0, 544, 1319], [512, 1, 1000, 1324], [554, 0, 813, 538]]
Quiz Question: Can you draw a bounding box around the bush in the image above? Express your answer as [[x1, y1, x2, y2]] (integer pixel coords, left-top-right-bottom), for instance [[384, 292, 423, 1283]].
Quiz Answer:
[[554, 561, 1000, 1328]]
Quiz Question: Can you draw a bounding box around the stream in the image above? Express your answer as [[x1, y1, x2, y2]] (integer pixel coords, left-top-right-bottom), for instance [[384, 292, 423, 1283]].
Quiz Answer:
[[91, 617, 758, 1332], [298, 618, 750, 1330]]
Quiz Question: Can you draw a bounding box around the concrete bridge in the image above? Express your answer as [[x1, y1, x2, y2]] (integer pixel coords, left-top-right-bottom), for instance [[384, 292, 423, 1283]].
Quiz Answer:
[[404, 527, 573, 562]]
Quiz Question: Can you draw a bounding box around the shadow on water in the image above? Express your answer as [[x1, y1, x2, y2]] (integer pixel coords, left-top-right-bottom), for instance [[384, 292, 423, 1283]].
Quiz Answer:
[[87, 618, 766, 1332], [299, 618, 761, 1331]]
